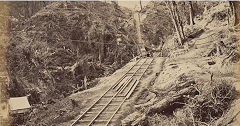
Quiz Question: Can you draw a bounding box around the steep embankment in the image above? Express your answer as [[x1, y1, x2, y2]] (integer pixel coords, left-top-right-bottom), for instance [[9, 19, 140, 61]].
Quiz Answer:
[[22, 57, 166, 126], [7, 2, 137, 104], [25, 59, 138, 126], [122, 2, 240, 126]]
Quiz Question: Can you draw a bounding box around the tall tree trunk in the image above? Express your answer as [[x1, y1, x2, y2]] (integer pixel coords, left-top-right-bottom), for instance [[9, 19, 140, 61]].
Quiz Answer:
[[173, 2, 185, 40], [160, 40, 165, 57], [99, 47, 101, 64], [134, 12, 144, 56], [229, 1, 235, 16], [99, 27, 105, 64], [188, 1, 195, 27], [76, 45, 79, 60], [166, 2, 182, 46], [179, 20, 185, 39], [227, 2, 231, 25], [140, 0, 143, 10], [232, 2, 240, 27]]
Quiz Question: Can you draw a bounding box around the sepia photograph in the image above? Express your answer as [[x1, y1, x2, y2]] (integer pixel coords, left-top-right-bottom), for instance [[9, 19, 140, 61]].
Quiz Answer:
[[0, 1, 240, 126]]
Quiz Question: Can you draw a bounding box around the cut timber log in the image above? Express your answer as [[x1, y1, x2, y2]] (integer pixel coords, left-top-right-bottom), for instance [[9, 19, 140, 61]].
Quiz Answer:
[[147, 87, 197, 115], [134, 92, 157, 109], [214, 99, 240, 126], [121, 111, 146, 126]]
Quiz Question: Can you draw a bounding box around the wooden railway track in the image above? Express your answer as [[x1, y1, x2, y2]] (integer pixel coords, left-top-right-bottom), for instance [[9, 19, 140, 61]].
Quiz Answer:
[[70, 58, 154, 126]]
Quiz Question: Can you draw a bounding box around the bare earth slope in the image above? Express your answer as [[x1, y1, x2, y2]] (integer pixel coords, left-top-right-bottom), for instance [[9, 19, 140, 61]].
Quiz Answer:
[[121, 2, 240, 126]]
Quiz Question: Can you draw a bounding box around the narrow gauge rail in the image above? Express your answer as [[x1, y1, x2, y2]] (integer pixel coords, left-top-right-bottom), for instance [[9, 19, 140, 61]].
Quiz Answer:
[[70, 58, 154, 126]]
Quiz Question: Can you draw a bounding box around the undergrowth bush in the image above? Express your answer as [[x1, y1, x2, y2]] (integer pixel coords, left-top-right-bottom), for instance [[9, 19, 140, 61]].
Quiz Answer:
[[192, 80, 236, 123], [146, 80, 236, 126]]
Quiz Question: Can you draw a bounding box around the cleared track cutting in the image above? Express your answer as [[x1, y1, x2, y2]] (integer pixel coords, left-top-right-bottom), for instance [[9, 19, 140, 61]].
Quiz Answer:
[[70, 58, 154, 126]]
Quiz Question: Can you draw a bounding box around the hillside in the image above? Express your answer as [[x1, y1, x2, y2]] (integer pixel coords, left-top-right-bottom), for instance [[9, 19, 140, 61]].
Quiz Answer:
[[7, 1, 137, 104], [121, 2, 240, 126], [3, 1, 240, 126]]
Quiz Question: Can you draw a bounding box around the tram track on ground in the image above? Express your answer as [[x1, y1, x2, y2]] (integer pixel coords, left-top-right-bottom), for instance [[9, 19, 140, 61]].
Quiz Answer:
[[70, 57, 154, 126]]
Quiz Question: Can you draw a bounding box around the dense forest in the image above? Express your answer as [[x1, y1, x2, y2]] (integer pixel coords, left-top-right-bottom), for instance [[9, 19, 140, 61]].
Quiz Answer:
[[1, 1, 240, 126], [141, 1, 238, 56], [7, 2, 138, 103]]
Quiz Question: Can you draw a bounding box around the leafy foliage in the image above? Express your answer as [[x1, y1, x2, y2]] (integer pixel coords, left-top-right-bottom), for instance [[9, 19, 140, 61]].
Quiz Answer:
[[141, 2, 174, 46], [141, 1, 222, 47], [7, 1, 138, 101]]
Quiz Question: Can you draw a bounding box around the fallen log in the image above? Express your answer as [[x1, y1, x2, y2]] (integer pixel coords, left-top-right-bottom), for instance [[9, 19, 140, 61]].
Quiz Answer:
[[134, 96, 158, 109], [121, 111, 141, 126], [134, 91, 157, 109], [214, 99, 240, 126], [147, 87, 197, 116], [121, 111, 147, 126], [131, 114, 146, 126]]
